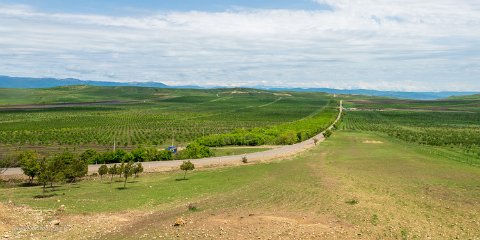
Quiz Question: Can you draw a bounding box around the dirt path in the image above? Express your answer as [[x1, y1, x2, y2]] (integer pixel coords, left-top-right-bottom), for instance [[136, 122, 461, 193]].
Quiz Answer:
[[3, 101, 343, 177]]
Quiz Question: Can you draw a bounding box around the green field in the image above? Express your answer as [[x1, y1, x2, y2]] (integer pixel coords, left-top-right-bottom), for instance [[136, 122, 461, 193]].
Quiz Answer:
[[341, 98, 480, 166], [0, 86, 337, 158], [1, 131, 478, 239]]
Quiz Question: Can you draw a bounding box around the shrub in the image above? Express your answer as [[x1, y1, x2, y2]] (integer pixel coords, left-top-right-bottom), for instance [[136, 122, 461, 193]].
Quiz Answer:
[[179, 143, 214, 159], [80, 149, 100, 164], [98, 165, 108, 180], [180, 160, 195, 180], [133, 162, 144, 177], [323, 130, 332, 138], [19, 151, 39, 183], [122, 161, 135, 188]]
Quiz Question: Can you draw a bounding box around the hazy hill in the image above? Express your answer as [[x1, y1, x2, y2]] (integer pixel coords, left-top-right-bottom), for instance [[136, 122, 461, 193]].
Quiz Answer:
[[0, 75, 169, 89], [261, 87, 478, 100], [1, 75, 478, 100]]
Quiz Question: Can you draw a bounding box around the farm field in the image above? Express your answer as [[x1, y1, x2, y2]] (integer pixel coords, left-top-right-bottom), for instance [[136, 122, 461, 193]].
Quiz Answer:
[[1, 131, 479, 239], [341, 97, 480, 166], [342, 94, 480, 112], [0, 86, 338, 159]]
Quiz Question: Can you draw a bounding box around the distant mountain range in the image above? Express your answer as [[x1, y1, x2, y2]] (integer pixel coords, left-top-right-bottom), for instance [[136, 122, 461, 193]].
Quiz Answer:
[[1, 75, 478, 100], [260, 87, 479, 100], [0, 75, 171, 89]]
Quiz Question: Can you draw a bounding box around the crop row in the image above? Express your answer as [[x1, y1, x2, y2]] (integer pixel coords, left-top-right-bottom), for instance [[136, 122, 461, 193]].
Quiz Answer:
[[343, 110, 480, 159]]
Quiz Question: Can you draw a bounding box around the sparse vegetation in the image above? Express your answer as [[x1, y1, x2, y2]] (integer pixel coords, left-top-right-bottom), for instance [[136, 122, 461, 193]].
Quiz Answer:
[[1, 131, 478, 239]]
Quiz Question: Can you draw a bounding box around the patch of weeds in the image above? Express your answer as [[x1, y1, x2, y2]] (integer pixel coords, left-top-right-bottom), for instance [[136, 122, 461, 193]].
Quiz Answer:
[[33, 193, 57, 199], [345, 199, 359, 205], [187, 203, 199, 212], [370, 214, 379, 226], [400, 228, 408, 240], [242, 156, 248, 164]]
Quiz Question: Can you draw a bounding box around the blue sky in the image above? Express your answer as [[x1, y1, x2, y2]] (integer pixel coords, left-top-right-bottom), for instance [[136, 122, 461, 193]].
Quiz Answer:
[[0, 0, 332, 13], [0, 0, 479, 91]]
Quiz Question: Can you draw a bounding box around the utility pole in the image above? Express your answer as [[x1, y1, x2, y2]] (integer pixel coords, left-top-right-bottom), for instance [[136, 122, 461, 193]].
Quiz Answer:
[[113, 137, 116, 151]]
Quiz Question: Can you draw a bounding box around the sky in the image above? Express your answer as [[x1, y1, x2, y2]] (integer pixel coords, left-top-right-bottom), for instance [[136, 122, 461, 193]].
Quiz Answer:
[[0, 0, 479, 91]]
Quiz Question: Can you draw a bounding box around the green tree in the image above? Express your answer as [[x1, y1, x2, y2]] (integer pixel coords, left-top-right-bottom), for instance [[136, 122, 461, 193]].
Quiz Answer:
[[98, 165, 108, 180], [122, 161, 135, 188], [180, 143, 214, 159], [108, 164, 117, 182], [133, 162, 144, 177], [48, 153, 67, 187], [19, 151, 39, 183], [80, 149, 99, 164], [117, 162, 125, 178], [54, 151, 87, 183], [131, 147, 149, 162], [180, 160, 195, 180], [153, 150, 173, 161], [37, 158, 54, 193]]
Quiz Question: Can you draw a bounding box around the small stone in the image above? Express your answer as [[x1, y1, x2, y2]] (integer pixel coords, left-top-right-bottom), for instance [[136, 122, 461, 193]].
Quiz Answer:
[[57, 205, 66, 212], [51, 220, 61, 226], [174, 217, 186, 227]]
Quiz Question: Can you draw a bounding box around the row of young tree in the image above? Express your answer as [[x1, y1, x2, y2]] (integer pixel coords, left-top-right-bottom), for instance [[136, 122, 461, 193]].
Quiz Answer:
[[97, 161, 144, 188], [19, 151, 88, 192], [18, 150, 147, 192]]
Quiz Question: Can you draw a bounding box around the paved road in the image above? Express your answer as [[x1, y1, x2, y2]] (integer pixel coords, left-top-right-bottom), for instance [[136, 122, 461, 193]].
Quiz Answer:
[[3, 101, 343, 176]]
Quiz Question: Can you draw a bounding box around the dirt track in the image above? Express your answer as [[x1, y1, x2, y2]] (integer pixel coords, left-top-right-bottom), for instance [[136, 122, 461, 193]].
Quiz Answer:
[[3, 101, 343, 176]]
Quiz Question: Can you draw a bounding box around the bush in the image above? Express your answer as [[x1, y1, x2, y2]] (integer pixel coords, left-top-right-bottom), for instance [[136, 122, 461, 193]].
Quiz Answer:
[[98, 165, 108, 179], [180, 160, 195, 180], [80, 149, 100, 164], [19, 151, 39, 183], [323, 130, 332, 138], [178, 143, 214, 159]]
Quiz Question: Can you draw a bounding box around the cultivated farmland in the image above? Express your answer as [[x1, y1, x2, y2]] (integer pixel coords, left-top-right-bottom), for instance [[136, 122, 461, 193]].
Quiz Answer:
[[0, 86, 337, 158]]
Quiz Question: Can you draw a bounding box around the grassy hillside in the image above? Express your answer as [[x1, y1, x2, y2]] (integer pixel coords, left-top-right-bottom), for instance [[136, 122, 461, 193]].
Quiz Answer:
[[448, 94, 480, 100], [342, 96, 480, 163], [1, 131, 478, 239]]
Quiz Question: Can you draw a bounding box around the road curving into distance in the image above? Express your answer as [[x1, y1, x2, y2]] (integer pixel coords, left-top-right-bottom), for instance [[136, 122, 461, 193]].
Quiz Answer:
[[3, 101, 343, 176]]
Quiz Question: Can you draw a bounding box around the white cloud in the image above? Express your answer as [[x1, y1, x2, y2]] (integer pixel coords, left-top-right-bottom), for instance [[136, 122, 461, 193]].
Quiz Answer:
[[0, 1, 479, 91]]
